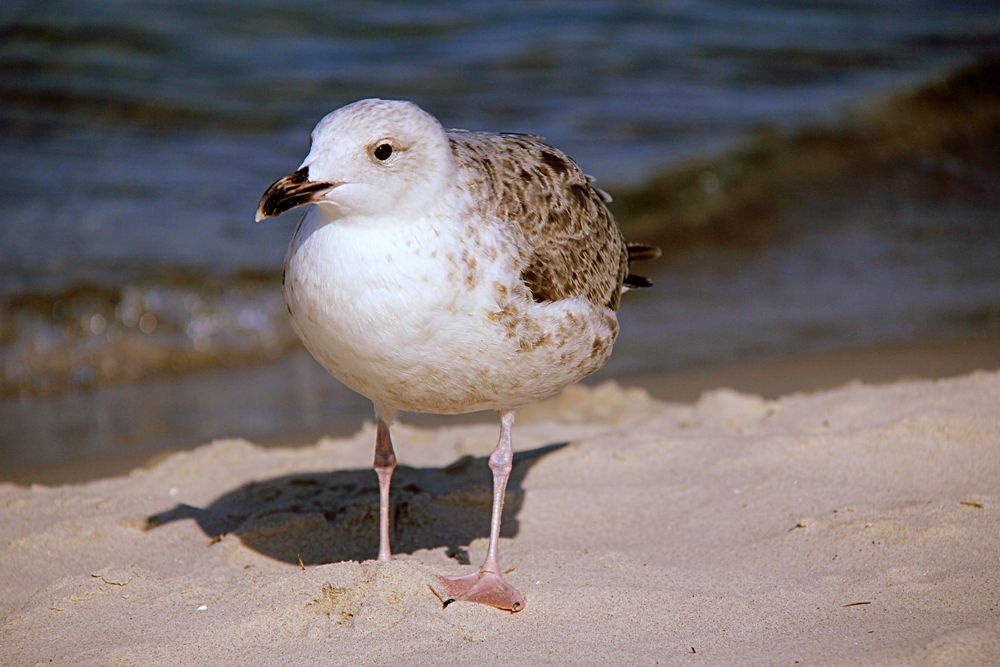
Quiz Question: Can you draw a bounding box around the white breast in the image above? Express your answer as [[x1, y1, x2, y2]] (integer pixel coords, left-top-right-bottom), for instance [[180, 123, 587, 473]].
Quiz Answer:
[[283, 207, 619, 415]]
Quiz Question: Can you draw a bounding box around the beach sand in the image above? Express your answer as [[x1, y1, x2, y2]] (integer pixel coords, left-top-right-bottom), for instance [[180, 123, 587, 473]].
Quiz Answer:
[[2, 357, 999, 664]]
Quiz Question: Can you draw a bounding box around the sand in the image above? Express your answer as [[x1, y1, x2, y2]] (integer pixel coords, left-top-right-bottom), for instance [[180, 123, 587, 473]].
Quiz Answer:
[[2, 369, 999, 665]]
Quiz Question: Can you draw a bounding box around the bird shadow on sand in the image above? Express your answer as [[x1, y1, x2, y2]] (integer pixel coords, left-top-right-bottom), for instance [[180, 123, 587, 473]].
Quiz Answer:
[[145, 442, 567, 565]]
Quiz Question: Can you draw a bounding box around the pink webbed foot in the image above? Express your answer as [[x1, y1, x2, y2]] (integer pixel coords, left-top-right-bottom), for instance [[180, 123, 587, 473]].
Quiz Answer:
[[430, 570, 526, 613]]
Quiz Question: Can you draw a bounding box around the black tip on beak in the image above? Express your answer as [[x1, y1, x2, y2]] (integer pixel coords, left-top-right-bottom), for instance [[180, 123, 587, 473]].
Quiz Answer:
[[255, 168, 336, 222]]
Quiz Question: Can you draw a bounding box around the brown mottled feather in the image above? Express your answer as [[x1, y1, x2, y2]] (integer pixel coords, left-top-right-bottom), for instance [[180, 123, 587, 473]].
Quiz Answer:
[[448, 130, 630, 310]]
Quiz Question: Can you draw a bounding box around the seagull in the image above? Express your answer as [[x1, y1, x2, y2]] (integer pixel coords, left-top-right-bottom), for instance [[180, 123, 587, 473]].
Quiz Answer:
[[255, 99, 658, 613]]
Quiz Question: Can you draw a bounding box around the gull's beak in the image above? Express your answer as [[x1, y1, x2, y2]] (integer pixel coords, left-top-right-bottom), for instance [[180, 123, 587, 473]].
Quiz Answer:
[[255, 167, 337, 222]]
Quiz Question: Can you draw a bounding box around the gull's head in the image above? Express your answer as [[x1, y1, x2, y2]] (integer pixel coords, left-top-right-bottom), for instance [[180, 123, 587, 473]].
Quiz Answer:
[[256, 99, 453, 222]]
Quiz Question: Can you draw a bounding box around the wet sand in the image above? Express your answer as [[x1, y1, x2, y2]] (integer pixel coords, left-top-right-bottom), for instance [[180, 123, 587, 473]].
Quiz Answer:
[[4, 332, 998, 486]]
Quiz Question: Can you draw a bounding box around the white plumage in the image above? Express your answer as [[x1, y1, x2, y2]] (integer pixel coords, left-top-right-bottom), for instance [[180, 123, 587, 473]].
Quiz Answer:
[[284, 198, 617, 416]]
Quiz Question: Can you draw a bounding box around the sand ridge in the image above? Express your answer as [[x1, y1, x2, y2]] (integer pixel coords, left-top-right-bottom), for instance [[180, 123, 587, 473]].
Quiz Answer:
[[2, 372, 999, 664]]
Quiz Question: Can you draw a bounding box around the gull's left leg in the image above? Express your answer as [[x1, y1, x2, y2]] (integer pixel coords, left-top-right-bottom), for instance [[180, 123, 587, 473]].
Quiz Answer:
[[430, 410, 525, 612]]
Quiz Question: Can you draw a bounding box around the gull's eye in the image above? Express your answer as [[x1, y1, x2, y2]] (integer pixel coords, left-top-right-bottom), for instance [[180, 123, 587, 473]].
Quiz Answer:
[[373, 143, 393, 161]]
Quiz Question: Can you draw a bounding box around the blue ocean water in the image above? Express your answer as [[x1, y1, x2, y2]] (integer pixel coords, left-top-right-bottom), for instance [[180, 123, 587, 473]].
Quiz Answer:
[[2, 0, 997, 295]]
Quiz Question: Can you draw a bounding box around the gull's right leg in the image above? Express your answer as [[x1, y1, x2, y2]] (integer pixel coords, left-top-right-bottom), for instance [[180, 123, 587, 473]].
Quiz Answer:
[[374, 414, 397, 562]]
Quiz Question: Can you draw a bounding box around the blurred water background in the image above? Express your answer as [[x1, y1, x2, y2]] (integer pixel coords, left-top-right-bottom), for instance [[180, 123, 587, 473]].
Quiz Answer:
[[2, 1, 999, 477]]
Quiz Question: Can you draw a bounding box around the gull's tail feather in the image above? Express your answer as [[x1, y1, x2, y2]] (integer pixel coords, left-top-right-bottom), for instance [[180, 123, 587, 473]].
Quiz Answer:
[[623, 242, 660, 291], [626, 243, 662, 263]]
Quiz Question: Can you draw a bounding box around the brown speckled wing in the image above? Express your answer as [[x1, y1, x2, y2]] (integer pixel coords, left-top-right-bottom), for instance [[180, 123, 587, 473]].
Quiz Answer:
[[449, 131, 629, 311]]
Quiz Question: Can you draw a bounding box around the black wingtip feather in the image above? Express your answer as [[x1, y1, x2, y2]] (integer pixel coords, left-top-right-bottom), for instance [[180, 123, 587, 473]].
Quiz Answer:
[[624, 274, 654, 289]]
